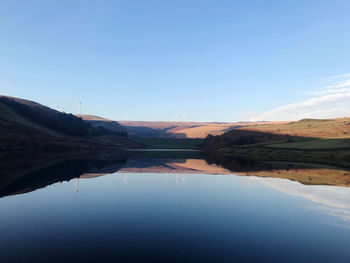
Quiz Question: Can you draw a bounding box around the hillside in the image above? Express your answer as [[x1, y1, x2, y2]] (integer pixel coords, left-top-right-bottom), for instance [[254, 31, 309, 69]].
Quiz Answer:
[[77, 114, 127, 136], [204, 118, 350, 167], [0, 95, 90, 136], [234, 118, 350, 139], [0, 95, 136, 152], [119, 120, 286, 138]]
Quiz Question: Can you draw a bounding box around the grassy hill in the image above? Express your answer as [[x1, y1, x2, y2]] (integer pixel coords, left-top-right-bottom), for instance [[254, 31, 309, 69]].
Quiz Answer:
[[0, 95, 90, 136], [204, 118, 350, 168], [235, 118, 350, 139], [77, 114, 127, 136], [0, 95, 137, 153], [119, 120, 286, 138]]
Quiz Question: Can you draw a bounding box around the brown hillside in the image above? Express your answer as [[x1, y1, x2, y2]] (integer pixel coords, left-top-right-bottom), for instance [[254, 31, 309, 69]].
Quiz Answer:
[[119, 120, 287, 138], [0, 95, 137, 152], [77, 114, 126, 133]]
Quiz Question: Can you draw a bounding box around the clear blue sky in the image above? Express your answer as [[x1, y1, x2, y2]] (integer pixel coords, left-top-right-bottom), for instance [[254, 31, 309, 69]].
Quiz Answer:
[[1, 0, 350, 121]]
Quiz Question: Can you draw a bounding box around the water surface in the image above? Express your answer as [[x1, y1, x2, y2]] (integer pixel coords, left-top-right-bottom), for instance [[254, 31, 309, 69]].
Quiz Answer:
[[0, 154, 350, 262]]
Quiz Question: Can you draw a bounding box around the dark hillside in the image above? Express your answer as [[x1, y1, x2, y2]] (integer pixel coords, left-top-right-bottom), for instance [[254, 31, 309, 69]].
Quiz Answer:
[[0, 95, 90, 136], [77, 114, 127, 137], [0, 95, 139, 153]]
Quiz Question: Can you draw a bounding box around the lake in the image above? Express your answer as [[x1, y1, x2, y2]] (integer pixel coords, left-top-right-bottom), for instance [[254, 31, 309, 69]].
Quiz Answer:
[[1, 152, 350, 262]]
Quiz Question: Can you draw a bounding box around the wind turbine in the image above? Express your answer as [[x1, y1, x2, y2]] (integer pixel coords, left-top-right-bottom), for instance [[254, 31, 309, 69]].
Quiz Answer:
[[78, 99, 82, 115]]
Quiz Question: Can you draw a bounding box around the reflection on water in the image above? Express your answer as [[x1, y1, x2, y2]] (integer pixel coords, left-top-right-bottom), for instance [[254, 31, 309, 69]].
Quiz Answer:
[[1, 152, 350, 262], [2, 153, 350, 198], [251, 177, 350, 227]]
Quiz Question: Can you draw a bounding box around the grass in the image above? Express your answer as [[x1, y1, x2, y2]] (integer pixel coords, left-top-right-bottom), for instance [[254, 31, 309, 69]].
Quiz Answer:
[[204, 118, 350, 168], [266, 138, 350, 149], [239, 117, 350, 139], [134, 138, 205, 149]]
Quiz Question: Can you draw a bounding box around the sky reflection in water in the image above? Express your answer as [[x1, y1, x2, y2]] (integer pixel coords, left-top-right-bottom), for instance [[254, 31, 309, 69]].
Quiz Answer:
[[0, 157, 350, 262]]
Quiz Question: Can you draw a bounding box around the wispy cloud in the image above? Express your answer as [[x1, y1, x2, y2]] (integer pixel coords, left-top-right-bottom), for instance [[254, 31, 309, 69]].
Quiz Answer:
[[251, 177, 350, 226], [253, 73, 350, 121], [318, 72, 350, 81]]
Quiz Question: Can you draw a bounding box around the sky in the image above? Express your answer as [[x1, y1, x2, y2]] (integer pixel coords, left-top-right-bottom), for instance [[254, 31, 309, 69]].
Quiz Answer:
[[1, 0, 350, 122]]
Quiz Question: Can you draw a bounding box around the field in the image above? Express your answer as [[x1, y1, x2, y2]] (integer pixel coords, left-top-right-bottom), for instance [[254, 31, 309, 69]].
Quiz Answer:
[[134, 138, 204, 149], [234, 118, 350, 139], [204, 118, 350, 168], [119, 120, 287, 138]]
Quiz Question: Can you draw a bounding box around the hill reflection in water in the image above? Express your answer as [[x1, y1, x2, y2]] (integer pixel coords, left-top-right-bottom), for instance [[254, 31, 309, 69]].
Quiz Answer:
[[1, 151, 350, 199], [2, 151, 350, 262]]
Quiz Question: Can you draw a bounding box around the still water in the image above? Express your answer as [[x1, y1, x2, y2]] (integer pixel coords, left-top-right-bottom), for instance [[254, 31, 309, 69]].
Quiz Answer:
[[1, 155, 350, 262]]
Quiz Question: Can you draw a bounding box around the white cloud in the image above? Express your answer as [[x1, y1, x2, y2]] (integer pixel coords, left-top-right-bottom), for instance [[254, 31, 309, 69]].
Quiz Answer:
[[253, 74, 350, 121], [318, 72, 350, 81]]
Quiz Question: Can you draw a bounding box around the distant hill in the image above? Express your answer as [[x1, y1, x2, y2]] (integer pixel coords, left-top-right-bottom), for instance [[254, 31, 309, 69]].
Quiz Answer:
[[77, 114, 127, 136], [205, 117, 350, 149], [0, 95, 135, 152], [203, 118, 350, 167], [119, 120, 286, 138]]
